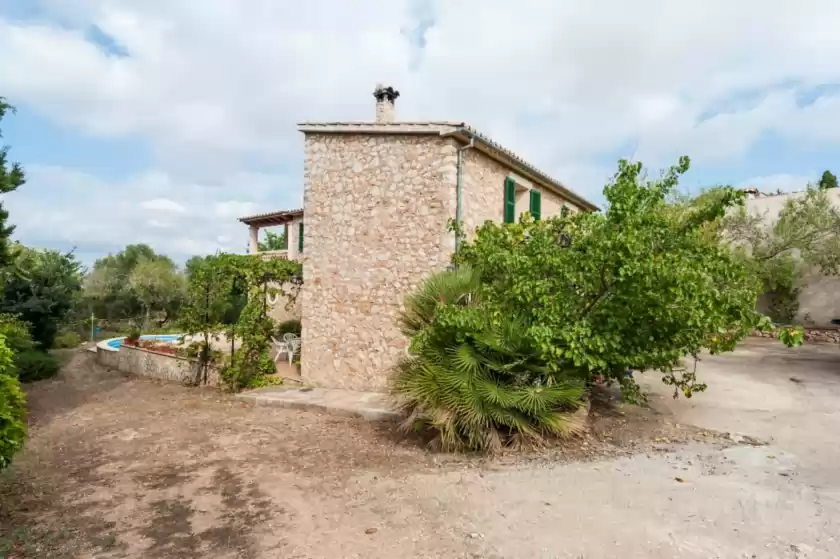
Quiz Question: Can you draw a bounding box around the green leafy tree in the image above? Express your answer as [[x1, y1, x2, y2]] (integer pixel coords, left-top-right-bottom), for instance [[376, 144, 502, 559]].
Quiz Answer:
[[84, 244, 181, 324], [724, 186, 840, 322], [180, 253, 302, 389], [0, 245, 83, 348], [128, 257, 186, 329], [0, 314, 59, 382], [454, 157, 764, 391], [185, 254, 247, 324], [0, 333, 26, 469], [258, 230, 287, 251], [818, 170, 838, 190], [395, 156, 790, 452], [180, 254, 238, 384], [0, 99, 25, 268]]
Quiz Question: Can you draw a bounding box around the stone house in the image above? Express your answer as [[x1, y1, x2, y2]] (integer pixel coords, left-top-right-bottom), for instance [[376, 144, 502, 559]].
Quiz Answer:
[[240, 85, 598, 391]]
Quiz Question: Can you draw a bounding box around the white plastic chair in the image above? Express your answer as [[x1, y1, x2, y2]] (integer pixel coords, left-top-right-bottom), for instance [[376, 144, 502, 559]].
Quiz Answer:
[[282, 333, 301, 365], [272, 336, 290, 364]]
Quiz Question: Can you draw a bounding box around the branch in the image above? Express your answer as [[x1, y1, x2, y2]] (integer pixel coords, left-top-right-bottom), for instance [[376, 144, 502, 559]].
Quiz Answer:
[[581, 263, 611, 317]]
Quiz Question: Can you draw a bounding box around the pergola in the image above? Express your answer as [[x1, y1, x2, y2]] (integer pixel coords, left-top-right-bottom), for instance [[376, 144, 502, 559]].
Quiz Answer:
[[238, 208, 303, 254]]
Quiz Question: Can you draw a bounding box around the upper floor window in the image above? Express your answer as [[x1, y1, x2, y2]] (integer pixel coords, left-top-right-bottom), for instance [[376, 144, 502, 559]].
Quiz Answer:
[[529, 190, 541, 221]]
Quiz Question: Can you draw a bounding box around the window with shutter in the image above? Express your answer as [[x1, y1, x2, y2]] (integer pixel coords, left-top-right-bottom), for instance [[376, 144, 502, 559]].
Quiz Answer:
[[561, 204, 569, 218], [298, 222, 304, 253], [504, 177, 516, 223], [529, 190, 542, 221]]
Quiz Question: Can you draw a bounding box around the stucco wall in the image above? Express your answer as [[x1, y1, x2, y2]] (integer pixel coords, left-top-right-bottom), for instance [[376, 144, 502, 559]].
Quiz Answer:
[[98, 345, 219, 386], [267, 288, 301, 323], [460, 147, 579, 236], [746, 189, 840, 326], [300, 133, 457, 390], [286, 215, 303, 261]]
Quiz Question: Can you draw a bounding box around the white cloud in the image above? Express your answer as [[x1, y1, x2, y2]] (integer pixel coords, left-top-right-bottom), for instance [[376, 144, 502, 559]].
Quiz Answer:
[[140, 198, 186, 213], [214, 201, 258, 220], [2, 0, 840, 258], [3, 165, 297, 263]]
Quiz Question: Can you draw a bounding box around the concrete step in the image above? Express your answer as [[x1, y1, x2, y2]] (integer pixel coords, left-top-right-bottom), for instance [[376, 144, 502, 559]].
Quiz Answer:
[[236, 386, 400, 422]]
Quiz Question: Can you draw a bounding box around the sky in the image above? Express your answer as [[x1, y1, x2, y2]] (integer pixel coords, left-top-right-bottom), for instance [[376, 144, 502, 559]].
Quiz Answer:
[[1, 0, 839, 265]]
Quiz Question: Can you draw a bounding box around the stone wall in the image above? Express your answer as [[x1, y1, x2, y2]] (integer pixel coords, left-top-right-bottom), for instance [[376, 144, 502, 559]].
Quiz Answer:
[[752, 327, 840, 344], [460, 147, 579, 236], [267, 282, 301, 324], [300, 133, 457, 390], [97, 345, 219, 386]]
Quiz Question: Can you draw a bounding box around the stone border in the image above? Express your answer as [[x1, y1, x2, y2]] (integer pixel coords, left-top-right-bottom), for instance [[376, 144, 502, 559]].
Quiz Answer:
[[96, 336, 123, 352], [751, 328, 840, 344], [96, 337, 219, 387]]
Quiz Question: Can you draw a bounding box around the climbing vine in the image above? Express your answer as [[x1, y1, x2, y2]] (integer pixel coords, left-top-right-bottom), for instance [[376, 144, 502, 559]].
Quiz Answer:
[[180, 254, 302, 390]]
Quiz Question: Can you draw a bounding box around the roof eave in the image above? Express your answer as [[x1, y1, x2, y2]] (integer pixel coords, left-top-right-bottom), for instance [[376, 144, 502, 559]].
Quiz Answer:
[[294, 122, 600, 212], [443, 128, 600, 212], [238, 209, 304, 227], [297, 122, 458, 135]]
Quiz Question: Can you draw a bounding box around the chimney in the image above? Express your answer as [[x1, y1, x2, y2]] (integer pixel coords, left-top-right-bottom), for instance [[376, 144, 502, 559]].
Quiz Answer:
[[373, 83, 399, 123]]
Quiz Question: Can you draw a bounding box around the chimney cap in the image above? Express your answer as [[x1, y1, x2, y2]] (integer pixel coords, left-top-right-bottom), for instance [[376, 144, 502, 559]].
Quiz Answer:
[[373, 84, 400, 102]]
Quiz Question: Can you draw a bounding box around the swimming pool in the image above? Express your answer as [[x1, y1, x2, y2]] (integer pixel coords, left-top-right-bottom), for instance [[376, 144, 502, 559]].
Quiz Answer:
[[105, 334, 183, 349]]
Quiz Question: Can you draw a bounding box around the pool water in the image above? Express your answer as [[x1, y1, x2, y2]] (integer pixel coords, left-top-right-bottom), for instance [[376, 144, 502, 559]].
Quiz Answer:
[[106, 334, 183, 349]]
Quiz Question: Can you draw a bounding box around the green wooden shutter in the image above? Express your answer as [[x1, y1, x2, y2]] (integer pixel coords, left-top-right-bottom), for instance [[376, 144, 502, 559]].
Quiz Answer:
[[561, 204, 569, 218], [504, 177, 516, 223], [298, 222, 304, 253], [529, 190, 541, 221]]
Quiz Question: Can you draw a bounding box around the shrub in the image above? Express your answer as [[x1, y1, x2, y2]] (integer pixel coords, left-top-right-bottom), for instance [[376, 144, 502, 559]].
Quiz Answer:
[[0, 335, 26, 469], [452, 157, 767, 402], [276, 319, 301, 337], [124, 329, 141, 346], [220, 349, 279, 392], [0, 245, 82, 349], [392, 266, 586, 452], [0, 314, 34, 353], [52, 330, 82, 349], [14, 350, 61, 383]]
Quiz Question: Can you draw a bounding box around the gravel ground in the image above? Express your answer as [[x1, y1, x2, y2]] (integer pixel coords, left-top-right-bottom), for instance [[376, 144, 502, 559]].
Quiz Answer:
[[1, 340, 839, 558]]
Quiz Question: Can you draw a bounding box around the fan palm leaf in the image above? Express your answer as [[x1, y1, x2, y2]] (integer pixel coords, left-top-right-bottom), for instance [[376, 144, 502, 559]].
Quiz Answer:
[[391, 265, 586, 453]]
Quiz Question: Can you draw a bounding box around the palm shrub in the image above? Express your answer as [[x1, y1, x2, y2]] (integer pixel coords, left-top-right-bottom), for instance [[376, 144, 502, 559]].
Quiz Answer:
[[392, 265, 586, 453]]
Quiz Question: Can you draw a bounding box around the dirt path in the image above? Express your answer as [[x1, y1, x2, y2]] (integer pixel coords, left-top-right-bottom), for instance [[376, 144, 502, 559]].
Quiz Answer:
[[1, 343, 839, 558], [1, 351, 445, 558]]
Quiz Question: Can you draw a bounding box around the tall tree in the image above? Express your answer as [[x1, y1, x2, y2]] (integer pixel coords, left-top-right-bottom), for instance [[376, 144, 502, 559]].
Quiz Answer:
[[128, 257, 186, 329], [84, 244, 177, 321], [0, 245, 83, 348], [818, 170, 838, 190], [724, 186, 840, 322], [258, 230, 286, 251], [0, 98, 25, 267]]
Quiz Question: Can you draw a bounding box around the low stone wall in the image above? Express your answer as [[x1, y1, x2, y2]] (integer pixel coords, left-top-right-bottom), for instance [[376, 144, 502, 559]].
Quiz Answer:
[[97, 345, 219, 387], [751, 328, 840, 344]]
